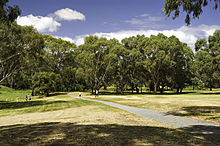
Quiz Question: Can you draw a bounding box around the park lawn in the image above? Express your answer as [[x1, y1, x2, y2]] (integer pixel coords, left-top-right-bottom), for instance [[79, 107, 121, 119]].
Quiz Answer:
[[81, 90, 220, 124], [0, 86, 119, 117], [0, 87, 217, 145]]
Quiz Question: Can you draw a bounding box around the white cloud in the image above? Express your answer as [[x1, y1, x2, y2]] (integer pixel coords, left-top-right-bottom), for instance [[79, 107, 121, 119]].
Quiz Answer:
[[16, 8, 86, 32], [53, 8, 86, 21], [16, 14, 61, 32], [177, 24, 220, 38], [125, 13, 162, 28], [73, 24, 220, 50], [140, 14, 150, 17], [54, 36, 75, 43]]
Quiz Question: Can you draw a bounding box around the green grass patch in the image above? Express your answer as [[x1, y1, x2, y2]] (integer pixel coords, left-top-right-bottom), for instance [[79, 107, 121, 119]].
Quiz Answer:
[[0, 88, 123, 117]]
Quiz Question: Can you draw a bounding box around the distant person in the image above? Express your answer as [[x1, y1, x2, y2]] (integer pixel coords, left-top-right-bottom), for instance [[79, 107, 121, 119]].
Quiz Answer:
[[28, 94, 31, 101], [79, 92, 81, 97], [95, 90, 98, 97], [26, 95, 28, 101]]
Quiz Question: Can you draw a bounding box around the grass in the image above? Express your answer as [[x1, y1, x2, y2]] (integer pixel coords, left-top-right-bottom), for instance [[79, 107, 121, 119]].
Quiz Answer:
[[0, 122, 216, 146], [0, 89, 119, 117], [82, 89, 220, 124], [0, 86, 220, 145]]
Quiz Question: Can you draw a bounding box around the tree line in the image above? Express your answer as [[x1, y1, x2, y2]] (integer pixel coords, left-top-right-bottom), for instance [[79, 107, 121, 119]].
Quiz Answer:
[[1, 0, 220, 96]]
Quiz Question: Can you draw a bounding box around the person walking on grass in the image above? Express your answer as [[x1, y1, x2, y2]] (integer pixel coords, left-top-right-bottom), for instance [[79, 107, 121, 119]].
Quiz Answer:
[[28, 94, 31, 101], [95, 90, 98, 97]]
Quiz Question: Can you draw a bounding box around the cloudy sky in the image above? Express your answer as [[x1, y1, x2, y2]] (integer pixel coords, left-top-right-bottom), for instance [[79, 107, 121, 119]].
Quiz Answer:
[[9, 0, 220, 49]]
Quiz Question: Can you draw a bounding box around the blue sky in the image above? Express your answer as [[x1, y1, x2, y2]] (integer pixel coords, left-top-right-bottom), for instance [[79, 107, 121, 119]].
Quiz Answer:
[[9, 0, 220, 49]]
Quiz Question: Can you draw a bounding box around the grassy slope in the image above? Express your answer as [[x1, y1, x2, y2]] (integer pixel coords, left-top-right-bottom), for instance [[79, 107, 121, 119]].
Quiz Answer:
[[0, 86, 118, 117]]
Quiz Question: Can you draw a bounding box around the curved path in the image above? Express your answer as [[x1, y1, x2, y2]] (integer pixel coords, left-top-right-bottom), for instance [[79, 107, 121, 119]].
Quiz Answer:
[[68, 93, 220, 143]]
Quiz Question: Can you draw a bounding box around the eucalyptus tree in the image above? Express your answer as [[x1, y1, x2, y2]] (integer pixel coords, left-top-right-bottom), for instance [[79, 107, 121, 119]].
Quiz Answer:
[[121, 35, 149, 93], [5, 26, 45, 90], [0, 24, 44, 84], [111, 40, 129, 93], [32, 72, 61, 96], [42, 34, 76, 73], [143, 34, 173, 94], [104, 38, 126, 90], [76, 36, 119, 93], [142, 33, 193, 94], [168, 36, 194, 93], [42, 34, 77, 91], [0, 0, 45, 86], [0, 0, 21, 23], [194, 30, 220, 90], [0, 0, 21, 83], [163, 0, 220, 25]]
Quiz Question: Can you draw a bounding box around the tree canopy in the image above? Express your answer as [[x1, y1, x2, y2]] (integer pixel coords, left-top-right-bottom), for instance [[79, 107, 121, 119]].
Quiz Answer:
[[1, 0, 220, 95], [163, 0, 220, 25], [194, 30, 220, 90], [0, 0, 21, 23]]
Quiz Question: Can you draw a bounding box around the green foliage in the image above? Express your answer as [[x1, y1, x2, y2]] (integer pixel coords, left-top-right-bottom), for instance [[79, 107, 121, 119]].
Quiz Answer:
[[120, 35, 148, 93], [195, 38, 207, 51], [191, 77, 204, 89], [1, 1, 219, 94], [0, 0, 44, 85], [141, 34, 193, 94], [33, 72, 61, 96], [0, 23, 44, 84], [194, 30, 220, 90], [42, 34, 76, 73], [0, 0, 21, 23], [76, 36, 121, 92], [163, 0, 220, 25]]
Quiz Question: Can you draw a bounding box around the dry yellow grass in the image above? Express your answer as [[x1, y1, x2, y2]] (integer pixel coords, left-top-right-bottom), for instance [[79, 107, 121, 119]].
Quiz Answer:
[[0, 103, 214, 146], [0, 105, 162, 127], [0, 90, 218, 145], [83, 92, 220, 124]]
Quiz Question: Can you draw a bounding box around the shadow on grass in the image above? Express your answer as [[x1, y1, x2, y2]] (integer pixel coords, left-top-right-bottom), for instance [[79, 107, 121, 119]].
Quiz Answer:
[[181, 125, 220, 144], [200, 92, 220, 95], [98, 91, 196, 96], [168, 106, 220, 117], [0, 101, 67, 110], [0, 122, 217, 145], [47, 92, 67, 97]]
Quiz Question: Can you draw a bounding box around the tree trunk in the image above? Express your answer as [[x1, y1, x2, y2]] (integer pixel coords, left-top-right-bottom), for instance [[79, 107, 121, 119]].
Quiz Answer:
[[210, 87, 212, 91], [153, 82, 157, 94], [177, 88, 180, 94], [160, 85, 164, 94], [136, 86, 139, 94], [132, 85, 134, 94], [10, 77, 14, 89], [92, 87, 94, 94], [180, 88, 183, 94], [31, 87, 35, 96]]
